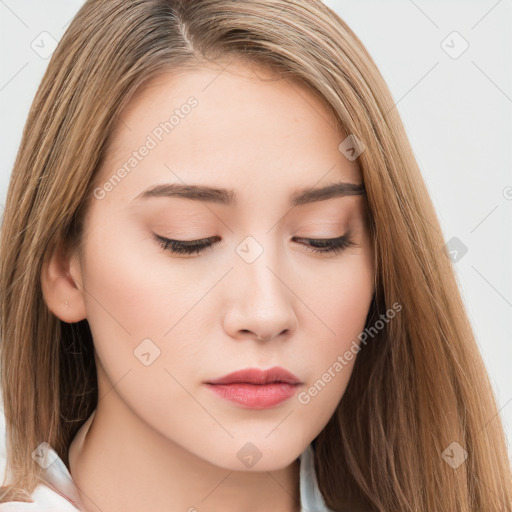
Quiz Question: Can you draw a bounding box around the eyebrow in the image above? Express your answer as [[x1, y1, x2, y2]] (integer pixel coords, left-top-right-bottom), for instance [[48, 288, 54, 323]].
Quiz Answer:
[[132, 181, 366, 207]]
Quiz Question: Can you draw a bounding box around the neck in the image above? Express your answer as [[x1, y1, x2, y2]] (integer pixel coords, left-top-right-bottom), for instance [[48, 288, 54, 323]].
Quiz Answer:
[[68, 364, 302, 512]]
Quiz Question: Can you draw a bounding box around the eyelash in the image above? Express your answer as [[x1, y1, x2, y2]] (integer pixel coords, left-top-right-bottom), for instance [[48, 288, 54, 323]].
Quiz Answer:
[[153, 233, 356, 256]]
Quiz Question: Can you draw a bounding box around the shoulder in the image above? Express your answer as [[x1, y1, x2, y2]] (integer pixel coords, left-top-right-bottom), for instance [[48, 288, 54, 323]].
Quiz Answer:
[[0, 482, 81, 511]]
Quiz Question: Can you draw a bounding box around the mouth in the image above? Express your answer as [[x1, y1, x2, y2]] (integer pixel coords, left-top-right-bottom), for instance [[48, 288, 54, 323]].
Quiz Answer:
[[204, 367, 302, 409], [205, 366, 302, 386], [204, 382, 300, 409]]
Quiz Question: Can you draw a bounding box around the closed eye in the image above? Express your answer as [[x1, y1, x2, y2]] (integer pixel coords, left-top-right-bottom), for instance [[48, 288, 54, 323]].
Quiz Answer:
[[153, 232, 356, 256]]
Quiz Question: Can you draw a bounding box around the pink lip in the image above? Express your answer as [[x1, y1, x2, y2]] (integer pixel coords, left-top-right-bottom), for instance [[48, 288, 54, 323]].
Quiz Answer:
[[205, 367, 302, 409], [206, 367, 302, 385]]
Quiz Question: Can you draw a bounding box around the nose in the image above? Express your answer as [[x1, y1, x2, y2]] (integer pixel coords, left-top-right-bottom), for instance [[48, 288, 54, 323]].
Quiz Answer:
[[221, 244, 298, 343]]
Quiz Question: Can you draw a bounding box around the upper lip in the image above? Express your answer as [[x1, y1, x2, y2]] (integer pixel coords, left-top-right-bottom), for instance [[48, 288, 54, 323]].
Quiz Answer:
[[206, 366, 302, 385]]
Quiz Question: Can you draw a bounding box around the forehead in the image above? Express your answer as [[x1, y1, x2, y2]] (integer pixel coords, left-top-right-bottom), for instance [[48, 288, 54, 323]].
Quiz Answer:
[[95, 59, 362, 203]]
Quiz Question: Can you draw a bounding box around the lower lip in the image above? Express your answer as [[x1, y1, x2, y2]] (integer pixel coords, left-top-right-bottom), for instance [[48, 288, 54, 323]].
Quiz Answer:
[[205, 382, 299, 409]]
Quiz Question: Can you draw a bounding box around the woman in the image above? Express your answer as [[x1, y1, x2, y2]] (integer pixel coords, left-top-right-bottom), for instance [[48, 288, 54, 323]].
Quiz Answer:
[[0, 0, 510, 510]]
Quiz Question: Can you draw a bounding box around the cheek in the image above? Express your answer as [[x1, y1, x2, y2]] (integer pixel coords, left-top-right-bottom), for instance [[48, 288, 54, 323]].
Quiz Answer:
[[80, 217, 207, 339], [78, 217, 221, 394], [297, 242, 374, 343], [79, 220, 208, 410], [294, 251, 374, 416], [323, 258, 374, 337], [80, 231, 160, 340]]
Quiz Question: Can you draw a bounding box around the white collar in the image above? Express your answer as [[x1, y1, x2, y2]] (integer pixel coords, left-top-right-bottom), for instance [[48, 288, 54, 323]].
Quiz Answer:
[[299, 442, 334, 511]]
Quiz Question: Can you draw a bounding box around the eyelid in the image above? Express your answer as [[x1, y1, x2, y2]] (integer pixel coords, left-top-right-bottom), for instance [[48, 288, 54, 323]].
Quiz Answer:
[[152, 231, 356, 257], [153, 233, 220, 256], [153, 233, 348, 244]]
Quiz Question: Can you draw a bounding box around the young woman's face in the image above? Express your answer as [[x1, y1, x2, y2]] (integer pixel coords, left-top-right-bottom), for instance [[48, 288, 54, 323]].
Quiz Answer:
[[71, 60, 374, 470]]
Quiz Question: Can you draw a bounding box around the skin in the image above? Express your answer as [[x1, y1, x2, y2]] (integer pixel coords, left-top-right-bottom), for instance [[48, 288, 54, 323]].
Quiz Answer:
[[41, 59, 375, 512]]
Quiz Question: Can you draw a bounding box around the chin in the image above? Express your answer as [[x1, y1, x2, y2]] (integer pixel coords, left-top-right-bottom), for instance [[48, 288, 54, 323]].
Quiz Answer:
[[200, 437, 306, 472]]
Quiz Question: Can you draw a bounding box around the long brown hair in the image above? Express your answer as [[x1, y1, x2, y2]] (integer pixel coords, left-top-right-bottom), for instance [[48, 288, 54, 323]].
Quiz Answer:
[[1, 0, 510, 509]]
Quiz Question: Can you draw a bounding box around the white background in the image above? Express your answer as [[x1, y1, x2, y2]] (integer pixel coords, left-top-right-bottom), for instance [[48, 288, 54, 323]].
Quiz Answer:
[[1, 0, 511, 460]]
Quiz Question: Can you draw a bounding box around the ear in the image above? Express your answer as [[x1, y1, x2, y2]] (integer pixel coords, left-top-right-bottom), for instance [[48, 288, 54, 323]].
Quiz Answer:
[[41, 240, 87, 323]]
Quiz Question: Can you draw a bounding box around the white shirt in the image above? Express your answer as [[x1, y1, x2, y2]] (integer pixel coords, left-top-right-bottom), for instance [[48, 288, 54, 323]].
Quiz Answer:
[[0, 434, 334, 511]]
